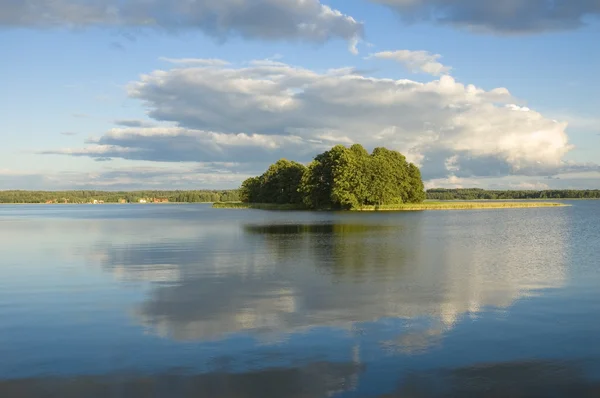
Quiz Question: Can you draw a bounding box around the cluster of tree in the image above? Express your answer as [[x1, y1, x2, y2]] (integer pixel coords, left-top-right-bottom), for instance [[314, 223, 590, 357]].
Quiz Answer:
[[240, 159, 307, 205], [426, 188, 600, 200], [240, 144, 426, 209], [0, 190, 240, 204]]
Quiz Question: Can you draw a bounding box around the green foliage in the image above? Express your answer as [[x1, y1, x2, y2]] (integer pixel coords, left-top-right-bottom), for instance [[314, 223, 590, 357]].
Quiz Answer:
[[347, 144, 371, 207], [0, 190, 239, 204], [407, 164, 426, 203], [426, 189, 600, 200], [240, 159, 307, 204], [245, 144, 426, 210], [301, 144, 425, 209], [368, 147, 408, 206], [299, 151, 338, 209], [239, 177, 261, 203]]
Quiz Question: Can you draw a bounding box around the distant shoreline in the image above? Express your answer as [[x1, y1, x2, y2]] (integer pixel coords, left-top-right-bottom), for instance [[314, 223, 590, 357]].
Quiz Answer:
[[212, 201, 569, 211], [0, 202, 214, 205], [0, 200, 589, 207]]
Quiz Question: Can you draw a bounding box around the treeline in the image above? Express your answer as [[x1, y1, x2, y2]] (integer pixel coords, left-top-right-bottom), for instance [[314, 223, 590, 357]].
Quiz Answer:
[[0, 190, 239, 204], [427, 188, 600, 200], [240, 144, 425, 210]]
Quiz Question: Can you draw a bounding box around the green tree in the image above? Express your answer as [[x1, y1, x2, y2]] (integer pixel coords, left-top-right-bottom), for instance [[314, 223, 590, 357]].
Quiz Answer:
[[298, 144, 425, 209], [300, 145, 350, 209], [406, 163, 426, 203], [241, 159, 306, 204], [261, 159, 306, 204], [300, 159, 332, 209], [240, 177, 261, 203]]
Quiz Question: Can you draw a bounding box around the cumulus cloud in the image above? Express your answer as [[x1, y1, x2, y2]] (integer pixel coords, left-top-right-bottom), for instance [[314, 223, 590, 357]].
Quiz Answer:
[[41, 128, 324, 165], [370, 0, 600, 34], [108, 59, 571, 180], [39, 57, 590, 184], [368, 50, 451, 76], [0, 0, 363, 45]]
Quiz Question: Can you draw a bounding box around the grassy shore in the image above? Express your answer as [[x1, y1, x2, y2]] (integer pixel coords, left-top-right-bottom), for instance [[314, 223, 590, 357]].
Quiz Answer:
[[355, 202, 567, 211], [212, 202, 308, 210], [212, 201, 568, 211]]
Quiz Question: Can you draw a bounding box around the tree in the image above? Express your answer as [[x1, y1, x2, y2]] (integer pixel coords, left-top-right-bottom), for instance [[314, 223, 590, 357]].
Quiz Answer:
[[300, 159, 332, 209], [240, 159, 307, 204], [240, 177, 261, 203], [300, 145, 353, 209], [298, 144, 426, 209], [406, 163, 426, 203]]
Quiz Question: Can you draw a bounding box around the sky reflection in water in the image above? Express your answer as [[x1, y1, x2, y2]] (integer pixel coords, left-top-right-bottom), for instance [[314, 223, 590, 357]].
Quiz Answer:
[[1, 203, 599, 397]]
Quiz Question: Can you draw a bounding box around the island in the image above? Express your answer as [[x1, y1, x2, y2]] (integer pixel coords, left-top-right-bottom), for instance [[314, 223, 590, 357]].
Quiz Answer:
[[213, 144, 567, 211]]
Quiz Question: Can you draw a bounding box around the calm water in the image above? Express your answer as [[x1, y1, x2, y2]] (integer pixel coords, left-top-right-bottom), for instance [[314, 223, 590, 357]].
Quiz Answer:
[[1, 202, 599, 397]]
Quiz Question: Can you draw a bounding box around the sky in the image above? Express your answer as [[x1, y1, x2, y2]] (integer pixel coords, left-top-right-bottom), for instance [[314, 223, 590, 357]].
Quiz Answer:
[[1, 0, 599, 191]]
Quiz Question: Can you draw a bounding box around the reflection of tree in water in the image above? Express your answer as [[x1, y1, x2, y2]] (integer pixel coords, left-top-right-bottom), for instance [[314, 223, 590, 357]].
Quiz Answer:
[[243, 222, 416, 279], [131, 221, 425, 341], [382, 360, 600, 398], [86, 211, 568, 353], [0, 360, 364, 398]]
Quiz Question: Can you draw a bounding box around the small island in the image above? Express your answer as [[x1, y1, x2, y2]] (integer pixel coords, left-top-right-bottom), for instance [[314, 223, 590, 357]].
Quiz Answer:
[[213, 144, 567, 211]]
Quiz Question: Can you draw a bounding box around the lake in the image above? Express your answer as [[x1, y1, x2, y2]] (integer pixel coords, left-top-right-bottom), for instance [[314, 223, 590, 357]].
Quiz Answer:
[[1, 202, 599, 397]]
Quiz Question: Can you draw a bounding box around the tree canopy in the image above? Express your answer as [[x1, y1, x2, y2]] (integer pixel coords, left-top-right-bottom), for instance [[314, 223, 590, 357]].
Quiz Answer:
[[241, 144, 426, 210], [240, 159, 307, 205]]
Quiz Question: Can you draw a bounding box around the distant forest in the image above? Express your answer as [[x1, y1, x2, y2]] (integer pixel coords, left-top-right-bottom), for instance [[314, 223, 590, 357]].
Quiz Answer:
[[1, 188, 599, 204], [427, 188, 600, 200], [0, 190, 240, 204]]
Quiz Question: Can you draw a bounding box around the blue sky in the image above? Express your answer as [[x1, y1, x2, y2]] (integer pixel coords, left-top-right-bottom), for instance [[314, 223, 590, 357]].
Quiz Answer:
[[1, 0, 599, 190]]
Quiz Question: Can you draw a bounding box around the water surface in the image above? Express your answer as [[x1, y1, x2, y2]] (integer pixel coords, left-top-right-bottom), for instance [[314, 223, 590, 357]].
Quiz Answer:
[[1, 202, 599, 397]]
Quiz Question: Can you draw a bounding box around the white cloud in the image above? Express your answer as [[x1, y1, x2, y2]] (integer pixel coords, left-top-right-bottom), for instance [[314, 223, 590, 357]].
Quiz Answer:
[[370, 0, 600, 34], [39, 56, 600, 188], [118, 59, 572, 179], [0, 0, 363, 46], [368, 50, 451, 76], [348, 36, 361, 55]]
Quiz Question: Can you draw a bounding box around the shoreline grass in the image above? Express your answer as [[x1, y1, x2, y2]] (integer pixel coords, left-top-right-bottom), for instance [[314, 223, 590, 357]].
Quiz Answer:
[[354, 202, 568, 211], [212, 202, 308, 210], [213, 201, 568, 211]]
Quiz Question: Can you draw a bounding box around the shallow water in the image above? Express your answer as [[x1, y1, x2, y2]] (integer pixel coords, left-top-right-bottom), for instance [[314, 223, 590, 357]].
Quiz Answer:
[[1, 202, 599, 397]]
